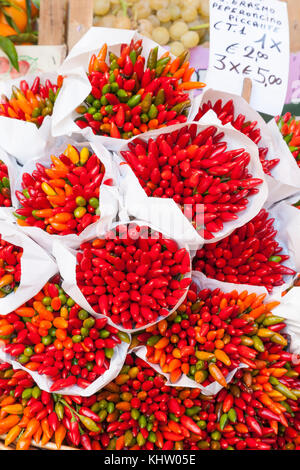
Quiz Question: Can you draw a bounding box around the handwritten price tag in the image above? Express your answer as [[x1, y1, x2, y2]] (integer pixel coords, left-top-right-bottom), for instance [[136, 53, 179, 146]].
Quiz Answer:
[[206, 0, 290, 115]]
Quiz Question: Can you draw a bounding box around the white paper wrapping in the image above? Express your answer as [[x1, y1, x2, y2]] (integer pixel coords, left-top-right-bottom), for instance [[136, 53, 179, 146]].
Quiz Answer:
[[0, 73, 60, 165], [190, 89, 300, 206], [116, 120, 268, 250], [0, 221, 57, 315], [0, 338, 130, 397], [0, 146, 21, 209], [2, 137, 119, 254], [52, 27, 200, 151], [264, 202, 300, 298], [53, 215, 191, 334]]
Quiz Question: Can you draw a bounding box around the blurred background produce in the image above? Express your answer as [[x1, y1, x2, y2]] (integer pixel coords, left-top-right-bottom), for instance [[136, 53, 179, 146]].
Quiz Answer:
[[0, 0, 39, 70], [93, 0, 210, 55]]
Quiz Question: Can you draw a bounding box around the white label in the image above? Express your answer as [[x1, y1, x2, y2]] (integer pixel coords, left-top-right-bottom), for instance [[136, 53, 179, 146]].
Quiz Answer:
[[206, 0, 290, 116]]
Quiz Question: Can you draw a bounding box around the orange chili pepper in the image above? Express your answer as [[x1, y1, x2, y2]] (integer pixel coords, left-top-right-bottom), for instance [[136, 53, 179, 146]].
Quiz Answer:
[[4, 424, 21, 447], [16, 437, 31, 450], [208, 363, 228, 388], [154, 337, 169, 349], [170, 368, 182, 383], [33, 301, 54, 321], [215, 349, 231, 366]]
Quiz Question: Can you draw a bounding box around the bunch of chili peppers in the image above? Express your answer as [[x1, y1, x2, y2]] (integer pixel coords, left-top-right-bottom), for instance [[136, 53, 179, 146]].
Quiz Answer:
[[194, 98, 280, 175], [137, 284, 290, 388], [0, 160, 11, 207], [0, 235, 22, 298], [14, 145, 104, 235], [276, 113, 300, 166], [0, 350, 299, 450], [0, 76, 64, 128], [0, 277, 130, 392], [76, 224, 191, 330], [0, 363, 104, 450], [121, 124, 263, 240], [193, 209, 296, 292], [75, 40, 204, 139]]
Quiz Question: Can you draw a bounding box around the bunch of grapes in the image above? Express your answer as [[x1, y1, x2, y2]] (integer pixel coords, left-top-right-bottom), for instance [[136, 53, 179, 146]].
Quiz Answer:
[[93, 0, 209, 55]]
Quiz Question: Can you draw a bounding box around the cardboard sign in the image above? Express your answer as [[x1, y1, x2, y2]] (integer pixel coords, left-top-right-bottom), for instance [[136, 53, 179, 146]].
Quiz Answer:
[[206, 0, 290, 115], [0, 45, 66, 81]]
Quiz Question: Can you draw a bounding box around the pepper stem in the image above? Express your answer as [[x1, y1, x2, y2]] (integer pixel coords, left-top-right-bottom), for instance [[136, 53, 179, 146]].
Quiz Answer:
[[189, 23, 210, 31]]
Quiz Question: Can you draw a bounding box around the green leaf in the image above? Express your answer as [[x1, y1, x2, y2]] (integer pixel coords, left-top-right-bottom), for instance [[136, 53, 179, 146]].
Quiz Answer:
[[25, 0, 32, 32], [32, 0, 39, 8], [0, 36, 19, 71], [2, 10, 20, 33]]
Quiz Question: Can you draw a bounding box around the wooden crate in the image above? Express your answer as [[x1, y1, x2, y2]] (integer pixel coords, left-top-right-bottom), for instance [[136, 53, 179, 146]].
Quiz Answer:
[[0, 0, 94, 79]]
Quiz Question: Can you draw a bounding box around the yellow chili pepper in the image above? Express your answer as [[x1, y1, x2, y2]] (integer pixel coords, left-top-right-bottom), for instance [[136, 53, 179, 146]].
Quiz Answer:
[[41, 182, 56, 197], [80, 147, 90, 165]]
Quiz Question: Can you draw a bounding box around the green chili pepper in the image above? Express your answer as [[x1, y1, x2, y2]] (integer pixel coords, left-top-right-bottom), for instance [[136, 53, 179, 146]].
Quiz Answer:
[[148, 431, 156, 443], [274, 383, 298, 400], [252, 335, 265, 352], [154, 88, 165, 106], [13, 212, 26, 221], [228, 408, 237, 423], [78, 415, 100, 432], [129, 50, 137, 65], [186, 406, 201, 417], [147, 46, 158, 70], [147, 335, 161, 346], [141, 92, 152, 113], [138, 415, 147, 429], [178, 50, 188, 67], [99, 410, 108, 422], [156, 57, 170, 76], [2, 177, 9, 188], [124, 430, 134, 447], [263, 316, 285, 326], [171, 100, 190, 114], [127, 94, 142, 108], [118, 331, 131, 343], [219, 413, 228, 430], [31, 386, 41, 399], [55, 402, 64, 420], [137, 432, 146, 447], [22, 388, 32, 400], [148, 104, 158, 119]]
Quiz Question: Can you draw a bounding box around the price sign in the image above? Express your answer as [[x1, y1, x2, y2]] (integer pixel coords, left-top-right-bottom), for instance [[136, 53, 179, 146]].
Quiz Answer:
[[206, 0, 290, 115]]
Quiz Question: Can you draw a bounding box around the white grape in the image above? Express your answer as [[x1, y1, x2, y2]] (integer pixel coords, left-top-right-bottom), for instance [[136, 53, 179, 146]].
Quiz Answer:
[[157, 9, 171, 23], [169, 21, 188, 40], [198, 0, 209, 16], [181, 30, 199, 48], [94, 14, 115, 27], [93, 0, 110, 15], [148, 14, 160, 27], [169, 41, 185, 56], [150, 0, 169, 10], [182, 7, 198, 22], [169, 5, 181, 20], [138, 19, 153, 33], [133, 1, 151, 19], [152, 26, 170, 45], [114, 16, 132, 29], [180, 0, 200, 8]]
